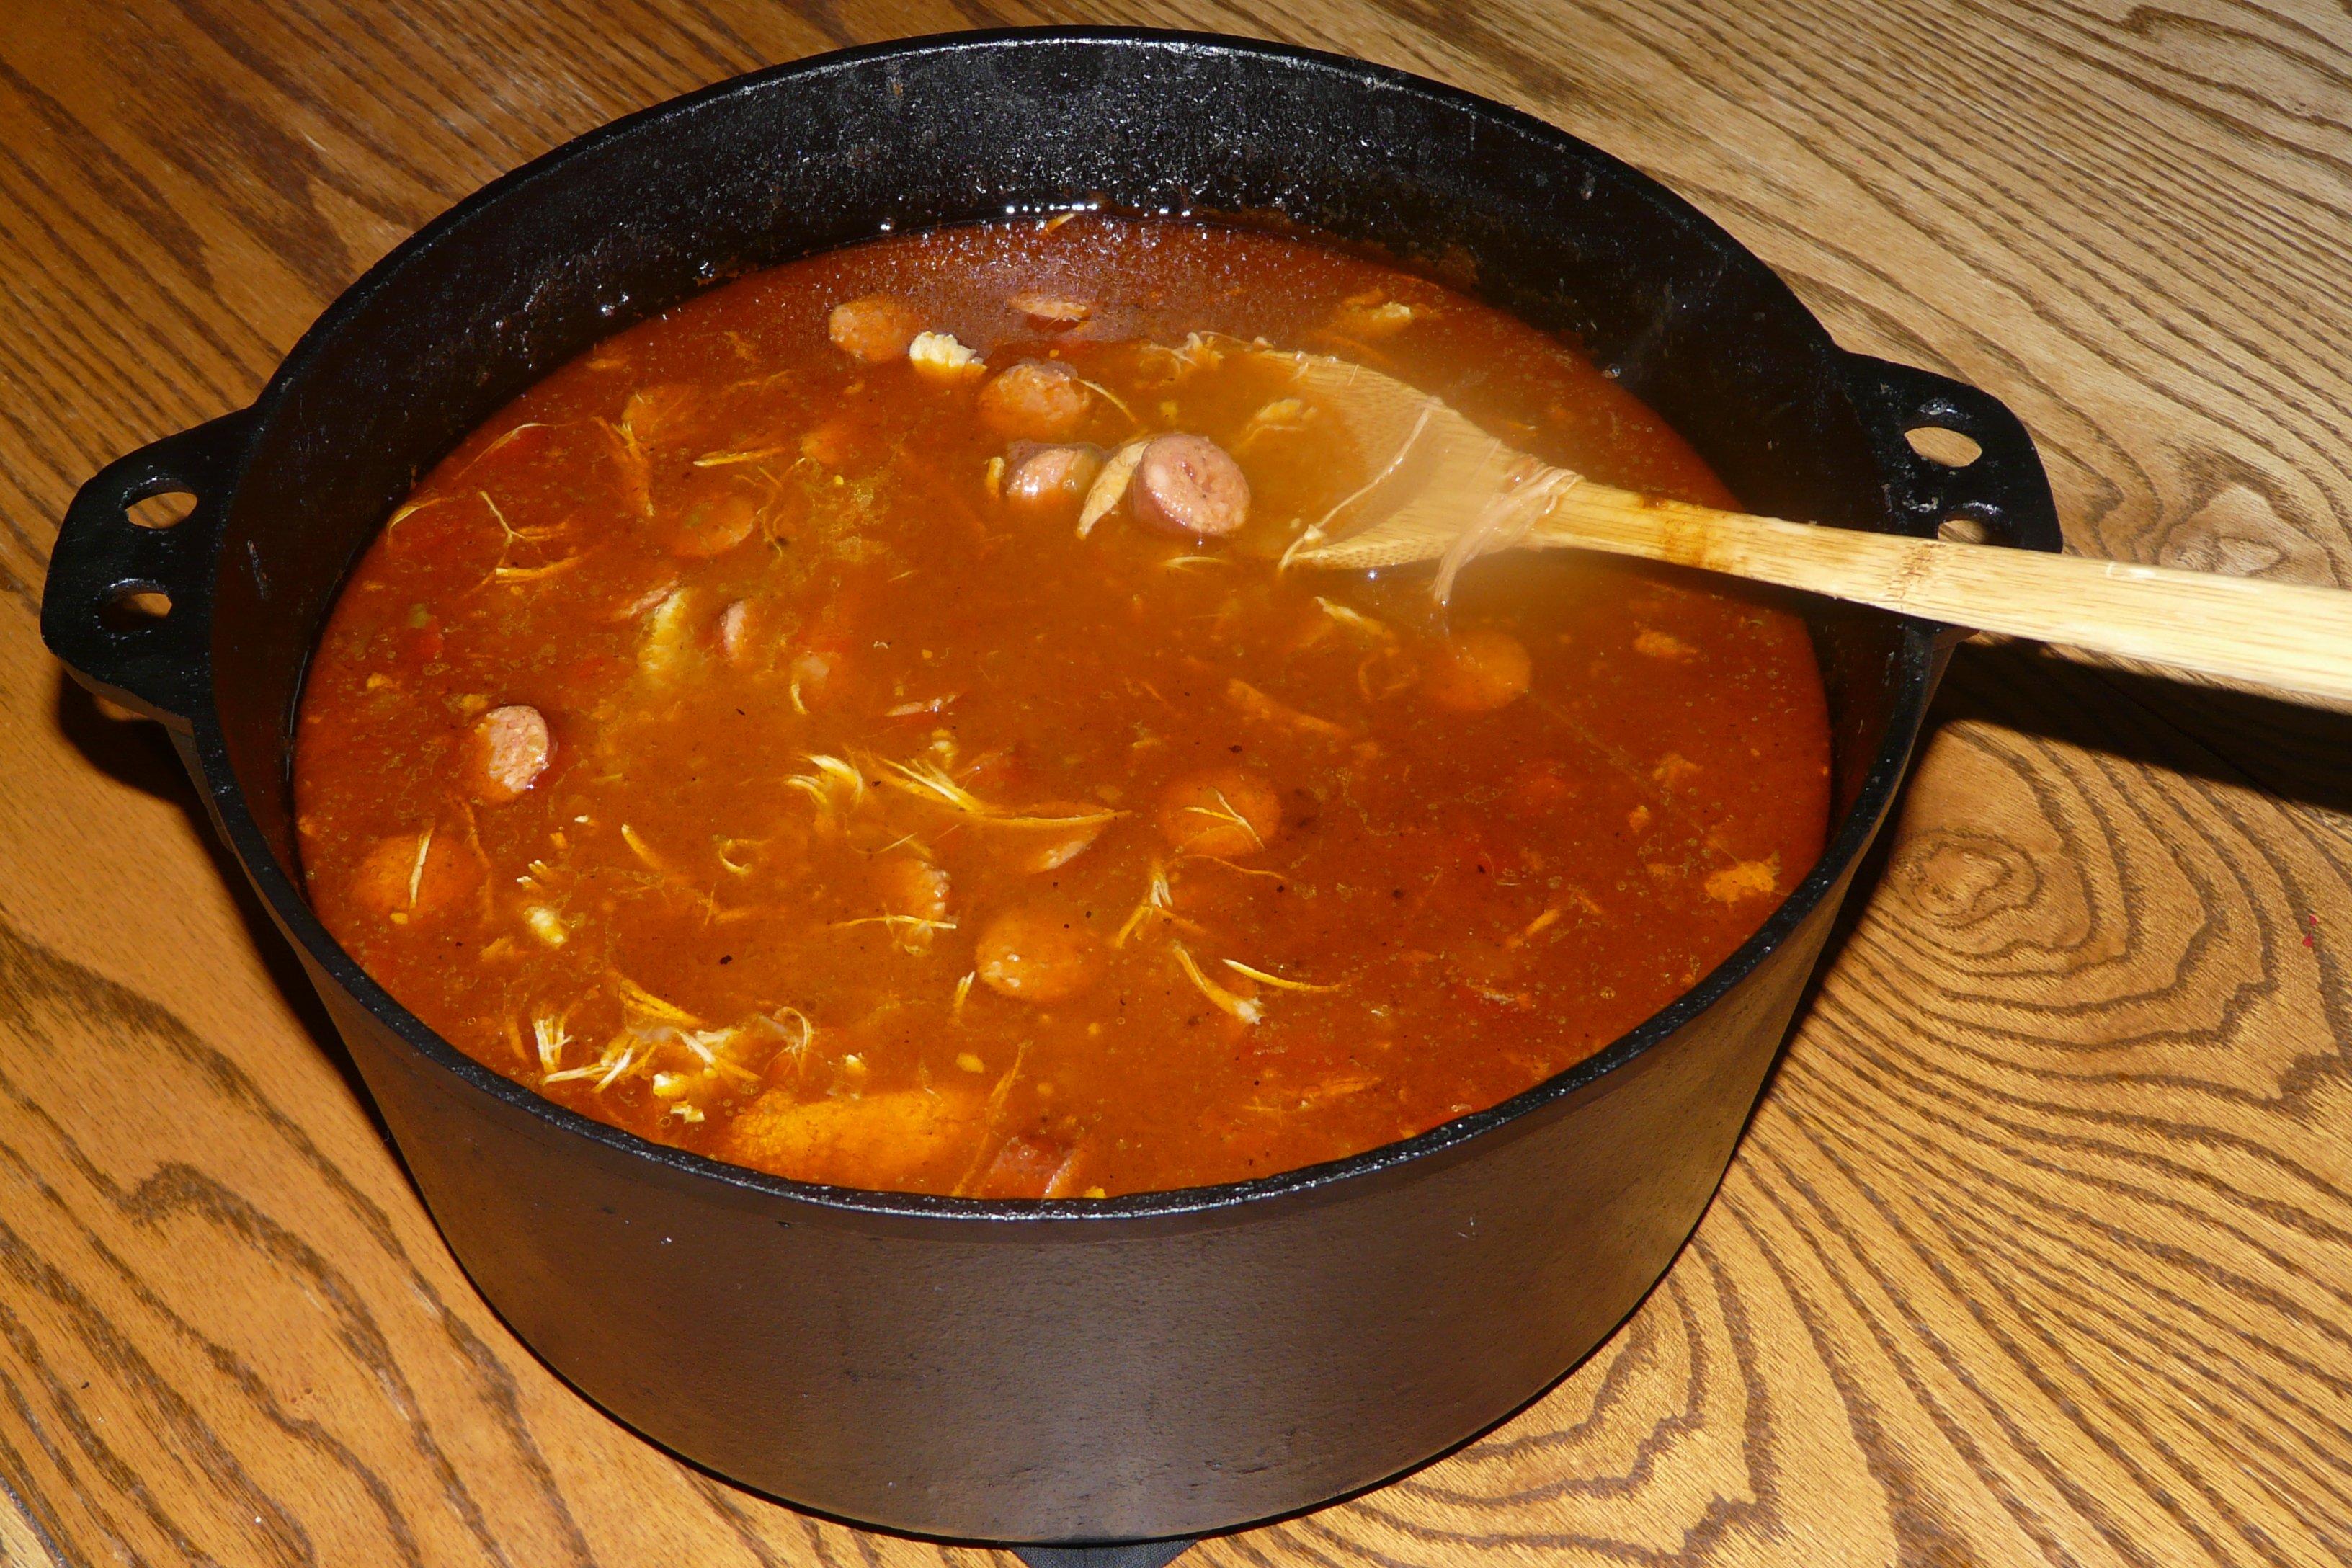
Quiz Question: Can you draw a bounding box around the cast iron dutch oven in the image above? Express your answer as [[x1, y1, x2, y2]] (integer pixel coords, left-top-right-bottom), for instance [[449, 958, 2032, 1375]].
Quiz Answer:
[[40, 28, 2058, 1547]]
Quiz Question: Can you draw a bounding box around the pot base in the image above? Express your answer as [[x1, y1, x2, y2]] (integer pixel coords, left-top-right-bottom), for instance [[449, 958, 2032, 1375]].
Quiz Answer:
[[1014, 1541, 1196, 1568]]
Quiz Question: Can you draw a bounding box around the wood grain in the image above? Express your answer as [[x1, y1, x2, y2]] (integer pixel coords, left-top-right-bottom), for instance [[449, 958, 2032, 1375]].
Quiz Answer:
[[4, 2, 2349, 1564]]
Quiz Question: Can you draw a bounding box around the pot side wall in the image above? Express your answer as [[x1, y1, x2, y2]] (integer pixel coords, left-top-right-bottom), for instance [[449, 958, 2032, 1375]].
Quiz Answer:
[[304, 855, 1851, 1541]]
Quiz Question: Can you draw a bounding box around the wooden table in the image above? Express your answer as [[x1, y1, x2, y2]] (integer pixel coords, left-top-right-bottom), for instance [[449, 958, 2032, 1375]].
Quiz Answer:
[[6, 3, 2349, 1564]]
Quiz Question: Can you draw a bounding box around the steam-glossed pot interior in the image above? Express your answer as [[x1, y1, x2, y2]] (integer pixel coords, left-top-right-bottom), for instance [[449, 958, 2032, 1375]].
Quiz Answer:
[[42, 30, 2057, 1545]]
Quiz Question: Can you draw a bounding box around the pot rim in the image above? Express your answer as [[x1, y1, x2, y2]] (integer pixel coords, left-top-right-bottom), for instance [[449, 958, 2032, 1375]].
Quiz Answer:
[[190, 26, 1946, 1226]]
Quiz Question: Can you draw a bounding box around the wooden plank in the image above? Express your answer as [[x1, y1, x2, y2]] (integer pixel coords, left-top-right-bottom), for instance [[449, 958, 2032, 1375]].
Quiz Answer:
[[1, 2, 2346, 1564]]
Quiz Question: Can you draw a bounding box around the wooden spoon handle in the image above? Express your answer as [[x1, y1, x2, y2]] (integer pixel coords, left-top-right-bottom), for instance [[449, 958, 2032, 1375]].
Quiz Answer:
[[1535, 481, 2352, 705]]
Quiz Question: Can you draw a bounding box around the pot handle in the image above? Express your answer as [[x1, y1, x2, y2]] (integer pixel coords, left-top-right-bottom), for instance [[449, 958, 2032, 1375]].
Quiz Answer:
[[1845, 354, 2063, 556], [40, 411, 250, 731]]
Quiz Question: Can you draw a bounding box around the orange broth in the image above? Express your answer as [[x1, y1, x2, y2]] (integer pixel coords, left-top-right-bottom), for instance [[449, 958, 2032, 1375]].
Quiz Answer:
[[293, 216, 1830, 1198]]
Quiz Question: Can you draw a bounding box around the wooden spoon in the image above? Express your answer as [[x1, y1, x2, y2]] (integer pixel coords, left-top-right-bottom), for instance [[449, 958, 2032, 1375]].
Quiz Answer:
[[1275, 352, 2352, 706]]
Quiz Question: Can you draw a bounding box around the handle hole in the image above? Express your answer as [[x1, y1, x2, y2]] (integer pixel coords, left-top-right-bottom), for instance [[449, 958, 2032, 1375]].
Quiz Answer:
[[126, 489, 197, 530], [1906, 425, 1982, 468], [1938, 515, 1990, 545], [101, 583, 173, 630]]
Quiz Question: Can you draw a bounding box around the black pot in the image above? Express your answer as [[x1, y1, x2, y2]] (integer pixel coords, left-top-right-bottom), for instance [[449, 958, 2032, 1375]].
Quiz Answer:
[[41, 28, 2058, 1547]]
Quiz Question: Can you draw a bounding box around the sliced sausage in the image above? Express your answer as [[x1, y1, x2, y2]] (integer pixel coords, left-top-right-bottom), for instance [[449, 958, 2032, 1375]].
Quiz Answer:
[[665, 486, 758, 558], [1157, 769, 1283, 859], [1003, 442, 1104, 520], [461, 705, 551, 803], [348, 828, 481, 921], [827, 295, 925, 362], [800, 416, 871, 471], [975, 906, 1100, 1002], [976, 360, 1094, 440], [1131, 434, 1249, 539], [1422, 629, 1531, 713], [870, 855, 951, 951]]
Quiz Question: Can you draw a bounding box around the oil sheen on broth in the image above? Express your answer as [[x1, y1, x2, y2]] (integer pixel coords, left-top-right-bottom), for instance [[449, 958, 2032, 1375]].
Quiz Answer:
[[293, 217, 1831, 1199]]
